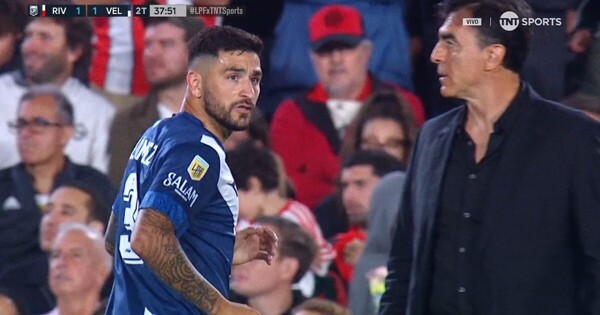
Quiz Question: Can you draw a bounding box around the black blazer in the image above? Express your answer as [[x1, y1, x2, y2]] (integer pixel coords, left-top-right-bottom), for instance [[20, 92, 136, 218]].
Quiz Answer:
[[380, 83, 600, 315]]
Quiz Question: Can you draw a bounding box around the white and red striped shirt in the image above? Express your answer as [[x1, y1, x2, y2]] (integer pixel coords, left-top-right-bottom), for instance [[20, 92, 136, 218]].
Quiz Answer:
[[89, 0, 221, 96], [279, 199, 336, 274], [89, 0, 149, 96]]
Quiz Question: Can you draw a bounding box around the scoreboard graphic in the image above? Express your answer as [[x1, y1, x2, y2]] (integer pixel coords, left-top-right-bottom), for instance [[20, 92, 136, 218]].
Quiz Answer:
[[28, 4, 245, 17]]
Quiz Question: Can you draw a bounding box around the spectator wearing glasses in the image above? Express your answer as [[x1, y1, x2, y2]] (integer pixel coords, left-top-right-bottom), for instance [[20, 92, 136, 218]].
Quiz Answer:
[[342, 89, 420, 168], [0, 85, 115, 315], [313, 90, 418, 242], [0, 16, 115, 173]]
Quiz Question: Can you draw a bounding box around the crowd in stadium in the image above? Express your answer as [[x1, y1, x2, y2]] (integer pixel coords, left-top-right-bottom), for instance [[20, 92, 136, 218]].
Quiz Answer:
[[0, 0, 598, 314]]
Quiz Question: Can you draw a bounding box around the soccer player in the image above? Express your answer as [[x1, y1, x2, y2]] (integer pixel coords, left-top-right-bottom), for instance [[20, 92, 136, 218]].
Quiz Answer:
[[104, 26, 277, 315]]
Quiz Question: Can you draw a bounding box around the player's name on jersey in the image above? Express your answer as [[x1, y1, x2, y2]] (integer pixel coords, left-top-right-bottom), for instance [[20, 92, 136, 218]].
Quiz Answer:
[[87, 5, 132, 17], [29, 4, 86, 17]]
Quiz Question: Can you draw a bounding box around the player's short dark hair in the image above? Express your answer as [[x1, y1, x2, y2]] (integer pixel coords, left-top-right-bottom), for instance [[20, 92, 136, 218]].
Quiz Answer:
[[19, 84, 74, 125], [187, 25, 263, 66], [342, 149, 402, 178], [52, 180, 111, 228], [254, 216, 318, 283], [226, 142, 279, 191], [439, 0, 533, 72], [142, 17, 205, 43]]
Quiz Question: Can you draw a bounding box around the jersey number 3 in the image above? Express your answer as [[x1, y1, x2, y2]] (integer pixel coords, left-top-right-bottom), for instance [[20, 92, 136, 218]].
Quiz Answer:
[[119, 173, 143, 264]]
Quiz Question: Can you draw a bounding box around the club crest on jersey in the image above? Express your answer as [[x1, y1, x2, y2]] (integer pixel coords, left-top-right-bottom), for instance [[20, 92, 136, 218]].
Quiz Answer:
[[187, 155, 209, 181]]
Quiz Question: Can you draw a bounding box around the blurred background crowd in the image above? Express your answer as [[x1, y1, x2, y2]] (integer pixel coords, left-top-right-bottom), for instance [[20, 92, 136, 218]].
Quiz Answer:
[[0, 0, 598, 314]]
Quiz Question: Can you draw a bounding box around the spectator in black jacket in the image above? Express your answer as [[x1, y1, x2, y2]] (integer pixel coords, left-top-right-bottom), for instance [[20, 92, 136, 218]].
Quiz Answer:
[[0, 85, 116, 315]]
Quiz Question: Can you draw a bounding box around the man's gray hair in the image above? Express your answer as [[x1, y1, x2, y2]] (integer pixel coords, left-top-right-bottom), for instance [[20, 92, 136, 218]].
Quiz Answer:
[[19, 84, 74, 125], [54, 222, 113, 273]]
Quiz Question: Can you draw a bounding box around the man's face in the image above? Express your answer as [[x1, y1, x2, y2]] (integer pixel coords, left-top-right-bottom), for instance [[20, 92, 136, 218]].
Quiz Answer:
[[21, 19, 76, 84], [430, 8, 489, 99], [16, 95, 72, 166], [340, 164, 380, 225], [49, 231, 101, 297], [201, 50, 262, 131], [231, 225, 292, 297], [310, 42, 371, 98], [143, 22, 189, 89], [40, 187, 92, 252]]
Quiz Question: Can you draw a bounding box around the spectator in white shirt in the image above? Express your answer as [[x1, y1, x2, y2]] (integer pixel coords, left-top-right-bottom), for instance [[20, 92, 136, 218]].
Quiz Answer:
[[0, 16, 115, 173]]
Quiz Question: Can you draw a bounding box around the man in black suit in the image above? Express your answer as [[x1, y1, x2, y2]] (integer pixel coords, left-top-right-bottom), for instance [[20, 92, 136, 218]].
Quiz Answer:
[[379, 0, 600, 314]]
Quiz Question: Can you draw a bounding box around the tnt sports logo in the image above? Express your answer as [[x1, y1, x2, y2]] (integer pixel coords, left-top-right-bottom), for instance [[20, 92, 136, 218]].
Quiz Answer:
[[499, 11, 562, 31], [499, 11, 519, 31]]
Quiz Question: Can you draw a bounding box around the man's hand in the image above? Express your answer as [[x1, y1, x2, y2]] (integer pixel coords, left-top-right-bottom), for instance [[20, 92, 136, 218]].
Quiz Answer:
[[232, 225, 278, 266], [343, 239, 366, 266]]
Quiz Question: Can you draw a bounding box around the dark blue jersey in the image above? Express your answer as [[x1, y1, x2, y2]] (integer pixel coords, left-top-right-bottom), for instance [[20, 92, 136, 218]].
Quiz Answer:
[[106, 113, 239, 315]]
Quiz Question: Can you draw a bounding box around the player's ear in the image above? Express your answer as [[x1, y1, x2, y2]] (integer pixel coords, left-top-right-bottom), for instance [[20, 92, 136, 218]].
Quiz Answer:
[[187, 70, 203, 99], [485, 44, 506, 71]]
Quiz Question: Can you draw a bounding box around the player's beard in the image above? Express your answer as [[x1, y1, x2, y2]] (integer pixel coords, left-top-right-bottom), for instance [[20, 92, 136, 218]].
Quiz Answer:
[[204, 89, 252, 131]]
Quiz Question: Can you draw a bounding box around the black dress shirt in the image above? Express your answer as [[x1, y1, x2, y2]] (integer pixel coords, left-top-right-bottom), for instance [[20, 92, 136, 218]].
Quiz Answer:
[[428, 96, 526, 314]]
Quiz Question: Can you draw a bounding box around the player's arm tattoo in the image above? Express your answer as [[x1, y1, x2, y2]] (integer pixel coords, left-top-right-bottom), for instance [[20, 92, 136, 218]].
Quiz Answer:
[[131, 208, 224, 314], [104, 212, 117, 256]]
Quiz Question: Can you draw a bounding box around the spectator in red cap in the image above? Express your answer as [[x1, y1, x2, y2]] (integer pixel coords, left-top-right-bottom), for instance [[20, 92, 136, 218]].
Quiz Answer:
[[270, 4, 425, 210]]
